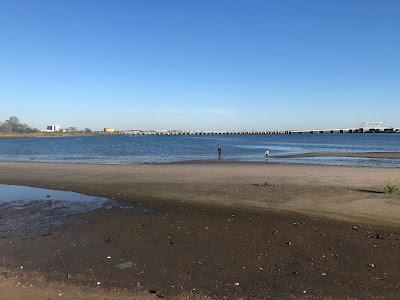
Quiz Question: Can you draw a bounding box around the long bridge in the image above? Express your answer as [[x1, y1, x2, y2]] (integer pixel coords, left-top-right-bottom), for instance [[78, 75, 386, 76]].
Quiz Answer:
[[118, 127, 399, 136], [106, 122, 399, 136]]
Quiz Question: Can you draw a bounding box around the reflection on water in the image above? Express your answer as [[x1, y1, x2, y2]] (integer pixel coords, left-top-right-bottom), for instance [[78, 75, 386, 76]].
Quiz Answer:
[[0, 184, 150, 234]]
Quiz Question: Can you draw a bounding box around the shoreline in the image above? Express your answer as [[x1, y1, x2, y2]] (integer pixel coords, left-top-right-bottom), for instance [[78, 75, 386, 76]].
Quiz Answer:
[[0, 161, 400, 226], [0, 133, 100, 138], [278, 151, 400, 159], [1, 153, 400, 169]]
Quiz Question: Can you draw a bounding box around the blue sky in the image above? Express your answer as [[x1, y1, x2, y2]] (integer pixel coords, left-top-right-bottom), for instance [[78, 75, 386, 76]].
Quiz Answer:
[[0, 0, 399, 131]]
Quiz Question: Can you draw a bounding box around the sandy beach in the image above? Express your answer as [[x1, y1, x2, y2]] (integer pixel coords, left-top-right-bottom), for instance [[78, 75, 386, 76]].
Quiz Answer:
[[1, 161, 400, 299], [1, 161, 400, 225]]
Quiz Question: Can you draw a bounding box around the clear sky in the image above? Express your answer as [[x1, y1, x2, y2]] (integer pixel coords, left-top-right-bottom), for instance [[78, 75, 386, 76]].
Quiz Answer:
[[0, 0, 399, 131]]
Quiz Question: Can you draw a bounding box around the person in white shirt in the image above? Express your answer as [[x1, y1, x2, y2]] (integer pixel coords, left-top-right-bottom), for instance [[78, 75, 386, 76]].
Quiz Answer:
[[265, 148, 270, 160]]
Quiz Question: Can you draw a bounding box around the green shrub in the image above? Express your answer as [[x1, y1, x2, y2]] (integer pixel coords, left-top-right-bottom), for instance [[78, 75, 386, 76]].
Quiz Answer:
[[384, 181, 400, 195]]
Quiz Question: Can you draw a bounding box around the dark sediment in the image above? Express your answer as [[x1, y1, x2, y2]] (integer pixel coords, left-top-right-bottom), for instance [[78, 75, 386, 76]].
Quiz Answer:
[[1, 198, 400, 299]]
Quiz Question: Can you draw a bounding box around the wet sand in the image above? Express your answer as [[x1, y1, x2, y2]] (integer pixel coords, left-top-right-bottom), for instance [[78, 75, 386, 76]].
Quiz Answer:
[[1, 161, 400, 225], [278, 151, 400, 159], [1, 162, 400, 299]]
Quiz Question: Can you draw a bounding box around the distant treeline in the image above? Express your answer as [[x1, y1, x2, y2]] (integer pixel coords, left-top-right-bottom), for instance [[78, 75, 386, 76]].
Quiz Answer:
[[0, 116, 38, 133]]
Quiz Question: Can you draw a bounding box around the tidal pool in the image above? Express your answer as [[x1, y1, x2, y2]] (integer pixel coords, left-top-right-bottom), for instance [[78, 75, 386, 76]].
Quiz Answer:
[[0, 184, 149, 233]]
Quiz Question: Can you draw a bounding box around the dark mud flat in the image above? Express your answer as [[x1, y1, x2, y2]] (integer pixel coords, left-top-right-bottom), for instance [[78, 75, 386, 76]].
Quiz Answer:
[[1, 189, 400, 299], [0, 184, 146, 235]]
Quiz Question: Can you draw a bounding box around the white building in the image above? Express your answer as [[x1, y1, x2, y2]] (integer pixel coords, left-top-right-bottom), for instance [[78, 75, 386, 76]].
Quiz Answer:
[[103, 128, 115, 133], [43, 125, 61, 132]]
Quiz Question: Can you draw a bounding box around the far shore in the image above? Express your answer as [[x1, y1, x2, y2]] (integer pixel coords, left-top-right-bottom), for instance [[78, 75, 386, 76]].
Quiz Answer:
[[0, 132, 99, 138]]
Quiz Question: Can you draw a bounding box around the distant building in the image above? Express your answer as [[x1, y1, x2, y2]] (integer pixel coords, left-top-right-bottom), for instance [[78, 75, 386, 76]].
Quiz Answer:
[[104, 128, 115, 133], [43, 125, 61, 132]]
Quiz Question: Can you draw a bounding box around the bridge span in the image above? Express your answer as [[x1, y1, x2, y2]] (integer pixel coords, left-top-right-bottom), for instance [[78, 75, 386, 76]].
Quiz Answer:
[[118, 127, 399, 136]]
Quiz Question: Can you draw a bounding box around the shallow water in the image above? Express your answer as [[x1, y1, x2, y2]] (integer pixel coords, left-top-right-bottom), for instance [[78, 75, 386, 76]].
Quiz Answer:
[[0, 133, 399, 167], [0, 184, 149, 233], [0, 184, 109, 208]]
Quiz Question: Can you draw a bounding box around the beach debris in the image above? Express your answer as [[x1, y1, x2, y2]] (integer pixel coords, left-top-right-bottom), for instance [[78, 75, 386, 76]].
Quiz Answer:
[[107, 256, 111, 259], [272, 230, 279, 234], [58, 293, 63, 296], [96, 281, 101, 285], [66, 274, 72, 279], [367, 263, 376, 268], [40, 232, 52, 237], [254, 181, 275, 188], [115, 261, 134, 270], [285, 241, 293, 246], [19, 266, 23, 269], [0, 271, 10, 278], [321, 272, 327, 276], [352, 226, 359, 231], [147, 289, 165, 298], [234, 282, 240, 286]]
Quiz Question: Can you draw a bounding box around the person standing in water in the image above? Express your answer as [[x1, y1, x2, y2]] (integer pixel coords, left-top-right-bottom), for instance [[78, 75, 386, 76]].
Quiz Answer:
[[217, 146, 222, 160], [265, 147, 270, 160]]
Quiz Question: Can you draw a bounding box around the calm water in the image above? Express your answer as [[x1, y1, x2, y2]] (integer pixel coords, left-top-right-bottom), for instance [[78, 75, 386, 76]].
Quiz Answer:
[[0, 184, 150, 232], [0, 134, 399, 167]]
